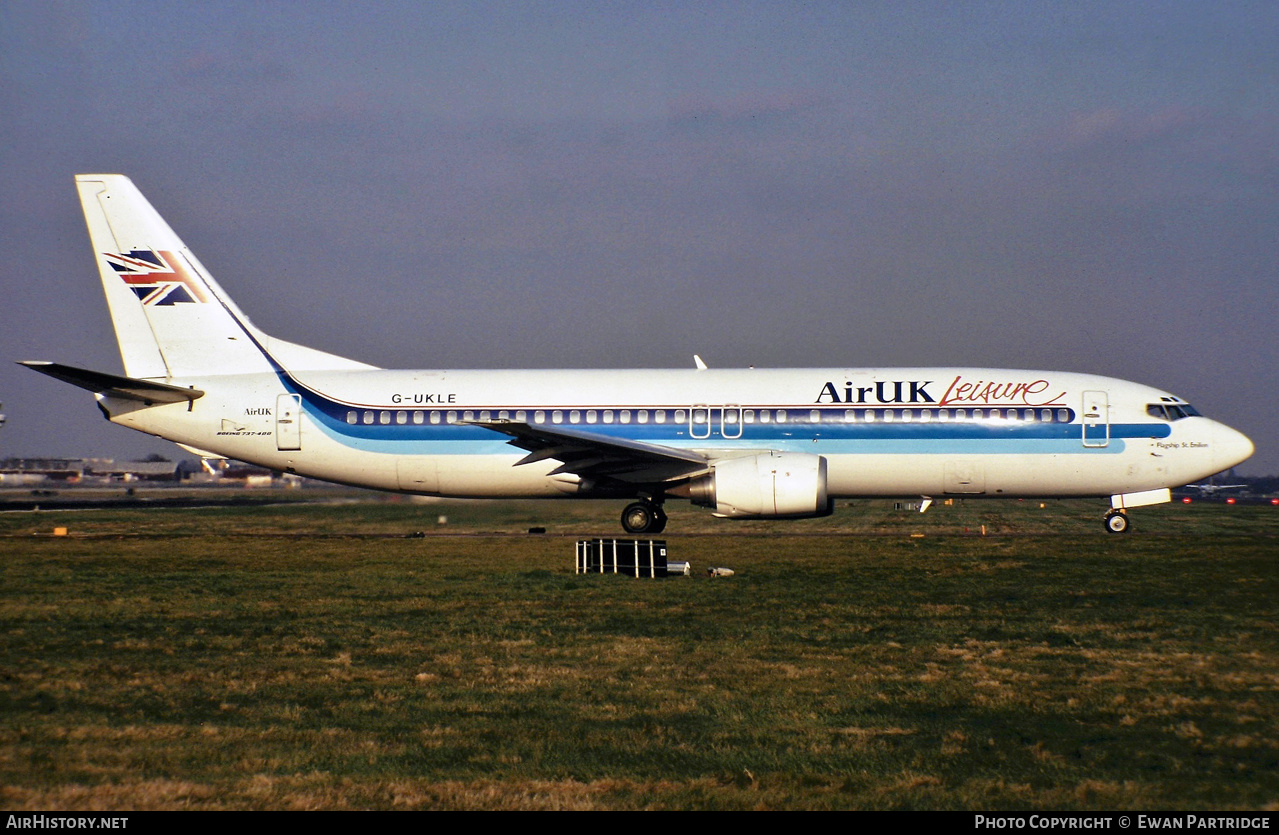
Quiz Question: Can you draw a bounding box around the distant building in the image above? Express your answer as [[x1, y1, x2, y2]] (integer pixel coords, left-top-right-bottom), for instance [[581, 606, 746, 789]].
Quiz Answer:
[[94, 460, 182, 482], [0, 457, 88, 481], [0, 457, 180, 483]]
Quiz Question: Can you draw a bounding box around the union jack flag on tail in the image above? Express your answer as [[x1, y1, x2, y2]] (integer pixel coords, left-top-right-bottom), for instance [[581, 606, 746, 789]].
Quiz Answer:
[[103, 250, 209, 305]]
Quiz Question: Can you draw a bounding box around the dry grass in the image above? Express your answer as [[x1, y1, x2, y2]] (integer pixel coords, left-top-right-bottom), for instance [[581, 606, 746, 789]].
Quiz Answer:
[[1, 497, 1276, 809]]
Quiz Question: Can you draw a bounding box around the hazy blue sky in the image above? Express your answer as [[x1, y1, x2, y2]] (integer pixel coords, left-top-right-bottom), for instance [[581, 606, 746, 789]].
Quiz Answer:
[[2, 1, 1276, 474]]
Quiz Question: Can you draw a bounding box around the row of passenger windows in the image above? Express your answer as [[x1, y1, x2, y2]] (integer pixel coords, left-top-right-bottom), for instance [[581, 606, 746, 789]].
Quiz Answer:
[[344, 407, 1076, 426]]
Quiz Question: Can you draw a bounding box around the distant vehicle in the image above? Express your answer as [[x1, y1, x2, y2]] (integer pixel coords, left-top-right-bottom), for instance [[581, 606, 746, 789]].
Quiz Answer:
[[21, 175, 1254, 533]]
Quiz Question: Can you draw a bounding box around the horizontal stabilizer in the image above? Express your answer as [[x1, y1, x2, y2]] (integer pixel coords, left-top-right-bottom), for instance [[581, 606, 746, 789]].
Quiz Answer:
[[18, 361, 204, 404]]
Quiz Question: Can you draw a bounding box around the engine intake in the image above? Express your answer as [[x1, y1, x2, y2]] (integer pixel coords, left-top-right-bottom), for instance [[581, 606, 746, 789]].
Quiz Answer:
[[677, 452, 832, 519]]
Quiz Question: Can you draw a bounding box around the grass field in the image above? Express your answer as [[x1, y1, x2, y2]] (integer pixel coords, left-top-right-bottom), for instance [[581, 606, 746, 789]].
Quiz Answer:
[[1, 495, 1276, 810]]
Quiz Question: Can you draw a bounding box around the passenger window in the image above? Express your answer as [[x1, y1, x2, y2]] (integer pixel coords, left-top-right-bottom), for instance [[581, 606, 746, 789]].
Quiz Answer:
[[379, 411, 391, 425], [363, 411, 374, 425], [902, 409, 913, 422], [744, 410, 755, 423], [776, 410, 788, 423], [810, 409, 821, 423], [638, 410, 649, 424], [346, 411, 357, 424], [1057, 409, 1070, 422], [479, 410, 490, 422], [413, 411, 424, 424], [655, 410, 667, 424], [604, 410, 614, 424], [760, 410, 771, 424], [919, 409, 931, 423], [534, 411, 545, 423], [586, 410, 597, 424], [396, 411, 407, 425], [447, 411, 458, 424], [463, 411, 474, 422], [552, 410, 563, 423], [430, 411, 441, 424], [569, 410, 581, 424], [619, 410, 630, 423]]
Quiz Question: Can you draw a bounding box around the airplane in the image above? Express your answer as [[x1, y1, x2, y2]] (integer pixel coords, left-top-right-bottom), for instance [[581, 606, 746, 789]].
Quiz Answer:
[[1184, 482, 1247, 495], [21, 175, 1255, 535]]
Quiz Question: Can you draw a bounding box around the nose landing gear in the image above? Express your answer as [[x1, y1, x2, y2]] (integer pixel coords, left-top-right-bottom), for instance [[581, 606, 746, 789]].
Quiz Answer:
[[621, 500, 667, 534]]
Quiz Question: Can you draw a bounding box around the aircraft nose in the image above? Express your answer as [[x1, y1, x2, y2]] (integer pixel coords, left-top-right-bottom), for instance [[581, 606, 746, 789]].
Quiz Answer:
[[1212, 422, 1254, 471]]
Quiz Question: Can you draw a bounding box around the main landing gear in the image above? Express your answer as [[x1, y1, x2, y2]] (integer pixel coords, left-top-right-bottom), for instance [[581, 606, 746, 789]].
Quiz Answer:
[[1104, 510, 1130, 534], [621, 500, 667, 534]]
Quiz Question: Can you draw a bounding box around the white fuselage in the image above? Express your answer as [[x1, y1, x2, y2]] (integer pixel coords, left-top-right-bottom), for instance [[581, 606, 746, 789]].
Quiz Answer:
[[99, 365, 1253, 504]]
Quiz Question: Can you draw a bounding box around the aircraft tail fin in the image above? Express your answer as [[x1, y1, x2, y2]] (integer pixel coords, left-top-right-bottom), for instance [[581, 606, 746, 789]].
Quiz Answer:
[[75, 175, 375, 379]]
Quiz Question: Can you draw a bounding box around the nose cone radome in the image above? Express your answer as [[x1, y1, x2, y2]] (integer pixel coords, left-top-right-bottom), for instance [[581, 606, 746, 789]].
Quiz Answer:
[[1213, 422, 1255, 472]]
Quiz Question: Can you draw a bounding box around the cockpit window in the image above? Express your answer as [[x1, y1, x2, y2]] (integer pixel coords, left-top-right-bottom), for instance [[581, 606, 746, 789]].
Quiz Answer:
[[1147, 403, 1201, 420]]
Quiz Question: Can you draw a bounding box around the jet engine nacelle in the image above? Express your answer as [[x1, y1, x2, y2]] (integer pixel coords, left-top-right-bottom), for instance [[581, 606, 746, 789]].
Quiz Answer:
[[679, 452, 833, 519]]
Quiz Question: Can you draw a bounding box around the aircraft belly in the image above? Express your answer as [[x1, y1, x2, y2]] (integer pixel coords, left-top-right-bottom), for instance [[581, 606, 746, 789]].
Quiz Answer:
[[434, 455, 564, 497], [823, 448, 1155, 499], [281, 428, 558, 497]]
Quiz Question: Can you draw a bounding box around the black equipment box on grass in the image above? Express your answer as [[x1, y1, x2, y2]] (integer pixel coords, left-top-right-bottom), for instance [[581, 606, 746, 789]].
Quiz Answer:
[[576, 539, 669, 578]]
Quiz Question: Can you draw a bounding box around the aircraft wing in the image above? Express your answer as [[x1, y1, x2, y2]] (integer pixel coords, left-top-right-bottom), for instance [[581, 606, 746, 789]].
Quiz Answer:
[[18, 361, 204, 404], [466, 419, 709, 483]]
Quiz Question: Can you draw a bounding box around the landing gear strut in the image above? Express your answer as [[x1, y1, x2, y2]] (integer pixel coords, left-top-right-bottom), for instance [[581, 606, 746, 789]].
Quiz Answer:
[[621, 501, 667, 534], [1104, 510, 1130, 534]]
